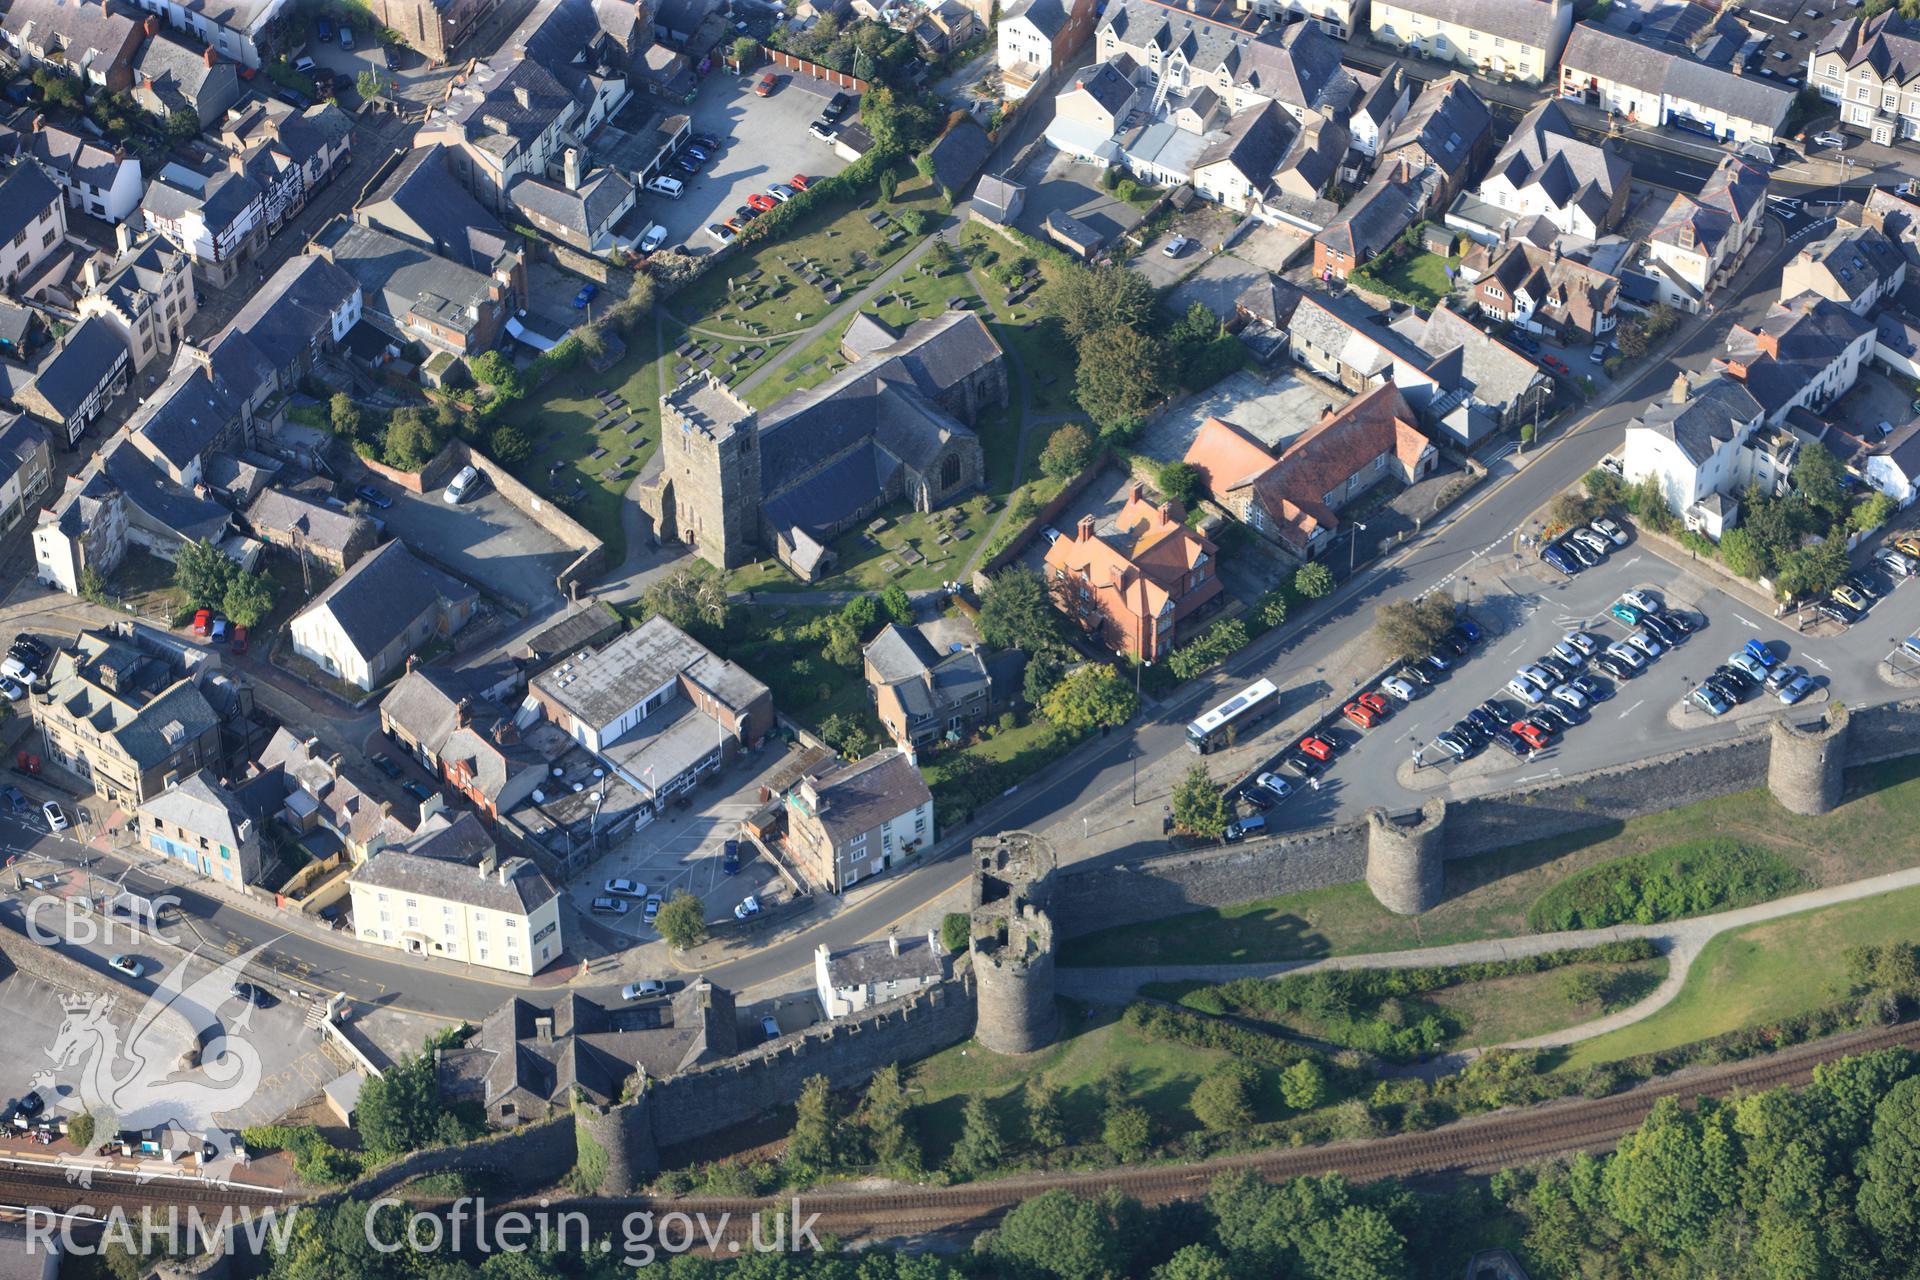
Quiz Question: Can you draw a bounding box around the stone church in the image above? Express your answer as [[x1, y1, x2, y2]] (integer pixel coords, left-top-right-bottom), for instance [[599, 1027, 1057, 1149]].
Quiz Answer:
[[641, 310, 1005, 580]]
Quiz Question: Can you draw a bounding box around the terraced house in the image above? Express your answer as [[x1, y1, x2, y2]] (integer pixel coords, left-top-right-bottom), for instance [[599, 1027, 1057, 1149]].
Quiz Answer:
[[1451, 99, 1629, 245], [1092, 0, 1355, 126], [1560, 20, 1795, 145], [0, 0, 145, 92], [1645, 154, 1768, 312], [134, 771, 264, 887], [1368, 0, 1571, 84], [74, 226, 197, 372], [1810, 10, 1920, 145]]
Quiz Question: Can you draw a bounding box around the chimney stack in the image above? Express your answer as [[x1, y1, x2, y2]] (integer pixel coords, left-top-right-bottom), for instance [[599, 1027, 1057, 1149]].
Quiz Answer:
[[203, 46, 216, 67], [563, 147, 582, 192], [115, 222, 134, 256], [1670, 371, 1689, 405], [83, 259, 100, 292], [1129, 481, 1145, 504], [927, 927, 941, 955], [887, 932, 900, 956], [534, 1015, 553, 1043], [1077, 513, 1096, 542], [513, 84, 531, 109], [455, 696, 473, 728], [1158, 499, 1178, 526]]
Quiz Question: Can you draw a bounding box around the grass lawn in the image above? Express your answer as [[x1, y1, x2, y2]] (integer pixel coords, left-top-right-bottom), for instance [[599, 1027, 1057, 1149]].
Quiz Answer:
[[1431, 955, 1667, 1049], [1557, 884, 1920, 1071], [716, 604, 878, 738], [109, 549, 187, 624], [725, 492, 1000, 595], [1062, 759, 1920, 967], [1358, 249, 1457, 308], [908, 1000, 1287, 1163]]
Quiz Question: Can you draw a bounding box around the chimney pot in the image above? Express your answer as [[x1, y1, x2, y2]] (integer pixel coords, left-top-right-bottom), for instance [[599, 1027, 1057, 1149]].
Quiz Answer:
[[1077, 513, 1096, 541], [887, 933, 900, 956], [1670, 371, 1689, 404]]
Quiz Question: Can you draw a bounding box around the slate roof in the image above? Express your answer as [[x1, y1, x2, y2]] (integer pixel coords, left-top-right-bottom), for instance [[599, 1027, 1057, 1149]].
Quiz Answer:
[[1317, 169, 1422, 260], [29, 124, 129, 193], [352, 835, 558, 916], [0, 162, 61, 247], [1402, 304, 1545, 414], [822, 933, 945, 988], [132, 28, 229, 113], [2, 0, 141, 63], [245, 488, 371, 552], [1195, 99, 1296, 189], [1480, 99, 1627, 226], [863, 624, 991, 722], [1562, 23, 1793, 129], [126, 363, 243, 471], [1651, 154, 1768, 255], [224, 254, 357, 366], [25, 319, 126, 423], [1072, 55, 1139, 115], [298, 542, 478, 665], [1723, 297, 1875, 414], [926, 118, 991, 193], [1817, 10, 1920, 85], [508, 168, 634, 237], [0, 415, 47, 490], [358, 147, 512, 273], [1099, 0, 1347, 110], [1236, 274, 1303, 329], [140, 771, 251, 848], [101, 436, 230, 541], [1004, 0, 1070, 38], [1384, 75, 1491, 180], [44, 650, 219, 770], [380, 666, 467, 758], [1632, 375, 1762, 464], [1382, 0, 1564, 45], [316, 218, 500, 343], [141, 167, 263, 232], [1786, 221, 1905, 308], [796, 750, 932, 844]]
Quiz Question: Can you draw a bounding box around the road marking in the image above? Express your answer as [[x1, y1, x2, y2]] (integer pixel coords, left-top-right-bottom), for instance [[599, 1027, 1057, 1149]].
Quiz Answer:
[[1618, 699, 1644, 719], [1505, 639, 1526, 655], [1810, 656, 1831, 671], [1625, 555, 1641, 566], [1733, 613, 1761, 630], [1515, 769, 1563, 784]]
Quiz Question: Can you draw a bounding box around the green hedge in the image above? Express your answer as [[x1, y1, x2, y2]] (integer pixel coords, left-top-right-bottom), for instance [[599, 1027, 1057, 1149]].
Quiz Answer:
[[1527, 839, 1803, 932], [1122, 1001, 1319, 1068]]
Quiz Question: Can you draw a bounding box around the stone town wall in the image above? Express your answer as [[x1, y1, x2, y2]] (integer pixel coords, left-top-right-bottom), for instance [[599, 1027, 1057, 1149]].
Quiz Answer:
[[646, 978, 976, 1149], [447, 441, 607, 598]]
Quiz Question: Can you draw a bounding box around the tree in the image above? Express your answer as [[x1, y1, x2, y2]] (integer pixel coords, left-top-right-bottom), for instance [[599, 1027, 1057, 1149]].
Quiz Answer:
[[1792, 440, 1848, 523], [1859, 1075, 1920, 1263], [1717, 527, 1765, 579], [822, 616, 863, 668], [652, 890, 707, 951], [1171, 763, 1229, 838], [1022, 649, 1065, 706], [878, 167, 899, 203], [977, 567, 1057, 652], [1373, 594, 1459, 665], [489, 424, 532, 467], [862, 84, 940, 151], [173, 538, 235, 611], [1298, 1205, 1408, 1280], [880, 583, 914, 626], [841, 593, 878, 635], [1585, 466, 1627, 508], [1166, 301, 1244, 391], [1190, 1061, 1256, 1132], [1075, 324, 1173, 439], [860, 1064, 921, 1176], [1103, 1104, 1151, 1161], [1294, 562, 1334, 600], [949, 1094, 1004, 1179], [1040, 665, 1137, 733], [818, 712, 876, 759], [1616, 318, 1651, 359], [786, 1075, 839, 1177], [165, 108, 200, 141], [67, 1112, 97, 1150], [222, 571, 275, 630], [644, 567, 730, 633], [1601, 1097, 1737, 1252], [987, 1188, 1145, 1280], [354, 1051, 451, 1158], [471, 351, 518, 392], [1852, 489, 1897, 533], [1776, 538, 1848, 600], [1280, 1059, 1327, 1112], [1047, 264, 1156, 346], [328, 392, 362, 438], [1549, 492, 1597, 530], [77, 566, 109, 607], [1023, 1076, 1065, 1152], [1155, 460, 1202, 507], [1038, 424, 1096, 480], [32, 68, 81, 109], [355, 68, 390, 101], [1153, 1245, 1232, 1280], [383, 408, 440, 472], [732, 35, 761, 64]]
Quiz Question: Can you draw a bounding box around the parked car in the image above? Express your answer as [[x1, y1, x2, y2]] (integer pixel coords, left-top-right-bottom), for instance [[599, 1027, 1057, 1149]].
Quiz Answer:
[[1551, 683, 1589, 710], [1542, 354, 1568, 374], [825, 90, 852, 118], [1551, 640, 1586, 669], [192, 609, 213, 635], [230, 981, 275, 1007], [1625, 631, 1662, 660], [1878, 548, 1918, 575], [790, 173, 811, 190], [1776, 671, 1817, 704], [1691, 684, 1732, 717], [621, 980, 667, 1000], [1298, 735, 1335, 761], [1435, 731, 1473, 759], [444, 465, 482, 504], [1509, 332, 1541, 354], [755, 71, 777, 95], [1453, 618, 1482, 643], [338, 25, 354, 48], [1569, 674, 1611, 702], [1563, 630, 1600, 656], [1813, 130, 1846, 149], [1162, 235, 1193, 258], [293, 54, 317, 73], [1506, 677, 1547, 705], [1256, 772, 1293, 803], [1843, 569, 1882, 599], [1765, 662, 1802, 692], [1743, 638, 1777, 669], [722, 839, 742, 874], [42, 802, 66, 832], [1, 786, 27, 813], [1537, 701, 1585, 728], [1619, 590, 1660, 613], [1639, 614, 1678, 646], [1511, 719, 1551, 750], [210, 618, 229, 645], [1570, 527, 1611, 557], [591, 896, 629, 915], [1893, 532, 1920, 558], [1832, 583, 1870, 612], [1603, 640, 1647, 671], [673, 155, 702, 175], [572, 283, 599, 309], [639, 223, 669, 253], [1343, 700, 1383, 728], [760, 1015, 781, 1040], [1591, 518, 1629, 546], [767, 183, 795, 203], [644, 895, 663, 923], [733, 895, 761, 920], [369, 754, 402, 778], [1608, 601, 1645, 626], [605, 878, 646, 897], [646, 175, 685, 197], [1541, 543, 1578, 575], [1381, 676, 1416, 702], [1590, 342, 1608, 363], [317, 15, 335, 39], [109, 955, 143, 978], [1654, 609, 1695, 636], [707, 222, 737, 245], [808, 119, 837, 141], [0, 678, 24, 703], [1564, 538, 1601, 568], [354, 484, 392, 509], [402, 779, 433, 802], [1729, 652, 1770, 683]]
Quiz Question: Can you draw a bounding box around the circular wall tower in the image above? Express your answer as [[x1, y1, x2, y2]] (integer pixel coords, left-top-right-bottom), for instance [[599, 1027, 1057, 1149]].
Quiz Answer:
[[968, 831, 1059, 1055], [1768, 703, 1850, 816], [1364, 799, 1447, 915]]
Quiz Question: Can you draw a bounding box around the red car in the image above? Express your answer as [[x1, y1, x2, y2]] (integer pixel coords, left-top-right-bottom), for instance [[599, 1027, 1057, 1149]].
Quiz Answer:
[[1343, 701, 1381, 729], [1357, 691, 1390, 717], [1299, 735, 1335, 761], [790, 173, 810, 190], [746, 192, 777, 212], [1542, 354, 1568, 374], [1511, 719, 1551, 750], [231, 625, 249, 655], [755, 72, 778, 96], [191, 608, 212, 635]]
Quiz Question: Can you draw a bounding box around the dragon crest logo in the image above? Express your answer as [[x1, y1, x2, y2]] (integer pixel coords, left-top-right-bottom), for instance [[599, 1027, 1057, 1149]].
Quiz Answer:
[[37, 942, 270, 1188]]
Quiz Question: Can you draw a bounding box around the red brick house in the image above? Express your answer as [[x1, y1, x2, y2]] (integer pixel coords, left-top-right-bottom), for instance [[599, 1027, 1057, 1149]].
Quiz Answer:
[[1042, 485, 1222, 661]]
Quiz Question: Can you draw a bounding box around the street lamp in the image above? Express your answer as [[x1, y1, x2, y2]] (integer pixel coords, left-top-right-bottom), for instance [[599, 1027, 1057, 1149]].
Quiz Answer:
[[1348, 521, 1368, 576], [1132, 659, 1150, 806]]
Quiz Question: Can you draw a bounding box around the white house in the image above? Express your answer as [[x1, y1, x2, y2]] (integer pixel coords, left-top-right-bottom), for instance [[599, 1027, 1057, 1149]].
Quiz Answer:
[[1348, 65, 1411, 159], [29, 123, 145, 224], [1370, 0, 1572, 83], [1720, 298, 1877, 427], [289, 543, 479, 691], [1864, 421, 1920, 508], [1778, 216, 1907, 317], [1454, 98, 1629, 244], [785, 750, 935, 893], [1560, 22, 1795, 146], [996, 0, 1098, 101], [349, 816, 564, 975], [1622, 374, 1772, 537], [0, 162, 67, 291], [1645, 154, 1768, 312], [127, 0, 291, 69], [813, 933, 946, 1018]]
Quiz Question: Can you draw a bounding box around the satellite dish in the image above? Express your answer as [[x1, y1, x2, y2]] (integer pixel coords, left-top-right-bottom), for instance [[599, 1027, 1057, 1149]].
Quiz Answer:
[[532, 789, 545, 802], [572, 782, 583, 792], [590, 792, 601, 803], [593, 768, 604, 778]]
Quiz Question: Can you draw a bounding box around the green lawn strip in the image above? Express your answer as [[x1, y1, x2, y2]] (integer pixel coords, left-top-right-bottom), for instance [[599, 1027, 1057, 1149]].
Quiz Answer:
[[1558, 884, 1920, 1071], [725, 492, 999, 596], [1425, 956, 1667, 1049], [908, 1000, 1283, 1163], [1356, 250, 1457, 308], [716, 604, 875, 737], [744, 328, 847, 408], [1061, 764, 1920, 967]]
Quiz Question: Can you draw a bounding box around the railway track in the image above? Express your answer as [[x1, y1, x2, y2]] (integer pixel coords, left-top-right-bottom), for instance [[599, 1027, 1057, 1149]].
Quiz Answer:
[[0, 1161, 285, 1221], [553, 1019, 1920, 1248]]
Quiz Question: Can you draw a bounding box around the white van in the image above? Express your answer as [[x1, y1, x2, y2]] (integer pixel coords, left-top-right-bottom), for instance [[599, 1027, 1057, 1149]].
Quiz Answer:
[[645, 175, 684, 198], [293, 55, 316, 73], [443, 465, 482, 505]]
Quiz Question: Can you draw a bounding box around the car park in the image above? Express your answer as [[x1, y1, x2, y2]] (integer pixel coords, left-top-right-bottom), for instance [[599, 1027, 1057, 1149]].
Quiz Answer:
[[1506, 677, 1546, 704], [1256, 772, 1293, 803], [1381, 676, 1416, 702], [1541, 544, 1578, 575], [1777, 671, 1817, 704], [1691, 685, 1732, 716], [605, 878, 646, 897], [591, 896, 629, 915], [109, 955, 143, 978], [621, 980, 667, 1000]]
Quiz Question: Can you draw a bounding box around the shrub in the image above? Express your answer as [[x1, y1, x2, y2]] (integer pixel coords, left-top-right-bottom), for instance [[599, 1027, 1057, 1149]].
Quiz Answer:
[[1527, 839, 1803, 932], [1293, 563, 1333, 600], [1165, 618, 1249, 681], [940, 912, 970, 954], [1122, 1002, 1318, 1068]]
